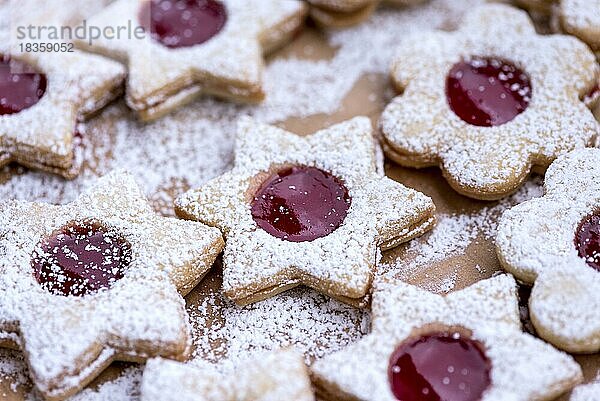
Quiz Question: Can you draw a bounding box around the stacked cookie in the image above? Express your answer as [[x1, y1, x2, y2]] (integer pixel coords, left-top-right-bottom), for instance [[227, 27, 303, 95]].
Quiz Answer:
[[0, 1, 599, 401]]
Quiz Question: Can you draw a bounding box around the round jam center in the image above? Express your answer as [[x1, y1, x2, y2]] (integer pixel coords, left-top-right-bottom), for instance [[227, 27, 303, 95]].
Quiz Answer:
[[140, 0, 227, 48], [575, 212, 600, 272], [388, 332, 491, 401], [250, 166, 351, 242], [0, 57, 47, 115], [446, 56, 531, 127], [31, 220, 132, 296]]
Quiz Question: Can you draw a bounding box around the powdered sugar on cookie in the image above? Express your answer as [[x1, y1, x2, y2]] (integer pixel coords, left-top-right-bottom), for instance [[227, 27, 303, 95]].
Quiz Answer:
[[496, 148, 600, 353], [141, 349, 314, 401], [560, 0, 600, 51], [0, 171, 223, 401], [311, 275, 583, 401], [380, 4, 599, 200], [176, 117, 435, 306], [77, 0, 307, 121]]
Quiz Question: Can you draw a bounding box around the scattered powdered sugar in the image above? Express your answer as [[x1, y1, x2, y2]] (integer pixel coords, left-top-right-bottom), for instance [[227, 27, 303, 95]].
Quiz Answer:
[[24, 368, 143, 401], [189, 284, 370, 370], [0, 1, 592, 400], [0, 350, 29, 396], [570, 375, 600, 401], [141, 349, 314, 401], [175, 117, 435, 305], [311, 275, 583, 401], [378, 176, 544, 292], [0, 0, 490, 215], [380, 4, 599, 199], [560, 0, 600, 51], [495, 148, 600, 353]]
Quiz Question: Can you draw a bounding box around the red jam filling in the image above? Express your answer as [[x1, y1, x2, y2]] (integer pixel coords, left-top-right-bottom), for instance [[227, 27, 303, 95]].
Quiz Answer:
[[140, 0, 227, 48], [250, 166, 351, 242], [0, 57, 47, 115], [575, 212, 600, 272], [446, 56, 531, 127], [388, 332, 491, 401], [31, 220, 132, 296]]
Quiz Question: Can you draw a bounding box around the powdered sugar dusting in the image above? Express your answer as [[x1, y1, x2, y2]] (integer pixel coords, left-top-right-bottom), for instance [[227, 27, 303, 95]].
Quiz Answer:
[[379, 177, 543, 293], [380, 4, 599, 199], [496, 148, 600, 353], [311, 275, 583, 401], [0, 171, 224, 399], [0, 0, 491, 214], [560, 0, 600, 51]]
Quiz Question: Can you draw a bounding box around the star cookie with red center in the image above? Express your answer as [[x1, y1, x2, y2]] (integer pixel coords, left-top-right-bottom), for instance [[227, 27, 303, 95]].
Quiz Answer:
[[311, 274, 583, 401], [307, 0, 427, 28], [0, 51, 125, 178], [0, 170, 224, 401], [380, 4, 599, 200], [496, 148, 600, 353], [560, 0, 600, 53], [141, 349, 314, 401], [175, 116, 436, 307], [76, 0, 308, 122]]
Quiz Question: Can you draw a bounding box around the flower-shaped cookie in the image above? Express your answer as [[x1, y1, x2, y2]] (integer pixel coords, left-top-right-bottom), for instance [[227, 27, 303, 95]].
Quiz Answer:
[[380, 4, 599, 200], [0, 170, 224, 401], [176, 117, 435, 307], [311, 275, 583, 401], [496, 148, 600, 353], [77, 0, 307, 121], [307, 0, 427, 28], [560, 0, 600, 52], [0, 51, 125, 178], [141, 349, 314, 401]]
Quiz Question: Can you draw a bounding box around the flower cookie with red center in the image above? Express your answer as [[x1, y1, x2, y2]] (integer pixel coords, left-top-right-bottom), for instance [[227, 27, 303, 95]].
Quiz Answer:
[[77, 0, 308, 122], [560, 0, 600, 53], [141, 349, 314, 401], [0, 52, 125, 178], [307, 0, 427, 28], [175, 117, 436, 307], [496, 148, 600, 353], [0, 171, 224, 401], [311, 275, 583, 401], [380, 4, 599, 200]]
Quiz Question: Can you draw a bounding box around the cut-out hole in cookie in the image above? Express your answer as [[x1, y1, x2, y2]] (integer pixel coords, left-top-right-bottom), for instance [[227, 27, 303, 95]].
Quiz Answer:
[[388, 330, 491, 401], [0, 56, 47, 115], [446, 56, 531, 127], [140, 0, 227, 49], [575, 211, 600, 272], [251, 166, 351, 242], [31, 219, 132, 296]]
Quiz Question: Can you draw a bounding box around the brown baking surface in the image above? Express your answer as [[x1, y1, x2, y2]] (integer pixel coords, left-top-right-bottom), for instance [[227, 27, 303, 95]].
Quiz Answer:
[[1, 20, 599, 401]]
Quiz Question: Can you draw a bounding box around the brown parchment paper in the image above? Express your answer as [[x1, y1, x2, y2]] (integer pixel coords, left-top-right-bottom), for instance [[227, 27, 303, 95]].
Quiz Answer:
[[0, 22, 598, 401]]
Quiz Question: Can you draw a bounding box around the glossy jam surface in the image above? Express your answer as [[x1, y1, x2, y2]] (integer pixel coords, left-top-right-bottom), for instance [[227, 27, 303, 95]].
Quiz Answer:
[[446, 56, 531, 127], [575, 212, 600, 272], [0, 57, 47, 115], [388, 332, 491, 401], [251, 166, 351, 242], [140, 0, 227, 48], [31, 220, 132, 296]]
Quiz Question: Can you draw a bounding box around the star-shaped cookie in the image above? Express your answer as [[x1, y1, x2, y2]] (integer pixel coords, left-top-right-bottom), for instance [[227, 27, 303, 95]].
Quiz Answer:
[[76, 0, 308, 121], [141, 349, 314, 401], [380, 4, 599, 200], [496, 148, 600, 353], [311, 274, 583, 401], [0, 51, 125, 178], [176, 117, 436, 307], [0, 170, 224, 401]]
